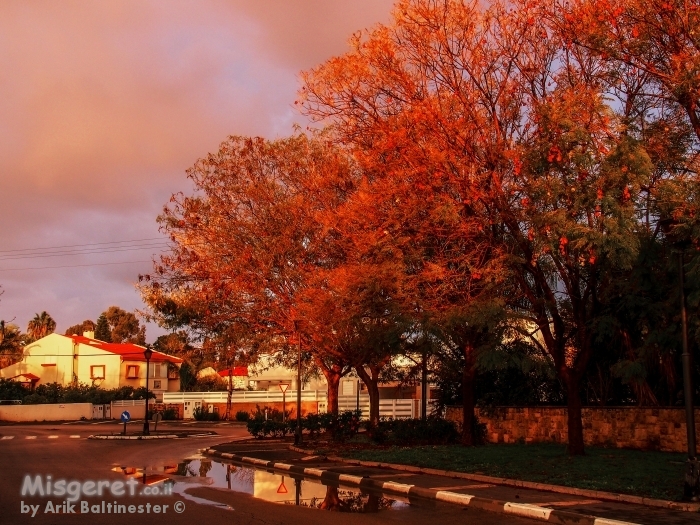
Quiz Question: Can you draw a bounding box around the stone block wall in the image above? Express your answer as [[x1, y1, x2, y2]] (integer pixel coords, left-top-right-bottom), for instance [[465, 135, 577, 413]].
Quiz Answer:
[[445, 406, 700, 452]]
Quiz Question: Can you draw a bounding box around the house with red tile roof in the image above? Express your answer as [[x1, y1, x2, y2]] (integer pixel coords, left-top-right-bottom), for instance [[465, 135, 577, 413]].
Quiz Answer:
[[0, 332, 182, 400]]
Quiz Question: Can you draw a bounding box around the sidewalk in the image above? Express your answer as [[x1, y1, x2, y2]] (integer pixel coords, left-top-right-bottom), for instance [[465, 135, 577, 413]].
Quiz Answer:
[[204, 440, 700, 525]]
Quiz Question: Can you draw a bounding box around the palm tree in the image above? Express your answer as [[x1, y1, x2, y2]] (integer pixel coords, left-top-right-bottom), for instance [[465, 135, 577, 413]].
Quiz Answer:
[[26, 311, 56, 342], [0, 320, 25, 367]]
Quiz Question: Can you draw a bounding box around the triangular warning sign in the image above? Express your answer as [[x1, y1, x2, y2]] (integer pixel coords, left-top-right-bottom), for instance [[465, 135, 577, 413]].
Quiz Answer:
[[277, 480, 288, 494]]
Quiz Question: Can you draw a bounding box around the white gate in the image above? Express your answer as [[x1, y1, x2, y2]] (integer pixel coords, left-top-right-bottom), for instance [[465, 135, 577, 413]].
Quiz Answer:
[[92, 404, 104, 419]]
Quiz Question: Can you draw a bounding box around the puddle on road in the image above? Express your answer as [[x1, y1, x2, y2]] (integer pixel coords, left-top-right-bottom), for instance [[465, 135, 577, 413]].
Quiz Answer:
[[174, 458, 408, 512], [111, 457, 409, 513]]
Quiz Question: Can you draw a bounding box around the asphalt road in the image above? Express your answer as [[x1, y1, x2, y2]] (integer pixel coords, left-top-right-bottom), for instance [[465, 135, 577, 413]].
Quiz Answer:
[[0, 421, 534, 525]]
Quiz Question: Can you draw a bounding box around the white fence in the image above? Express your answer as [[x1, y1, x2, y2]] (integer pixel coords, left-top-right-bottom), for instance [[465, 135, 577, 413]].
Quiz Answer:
[[163, 390, 326, 404], [161, 391, 425, 419], [111, 399, 146, 407], [338, 395, 418, 419]]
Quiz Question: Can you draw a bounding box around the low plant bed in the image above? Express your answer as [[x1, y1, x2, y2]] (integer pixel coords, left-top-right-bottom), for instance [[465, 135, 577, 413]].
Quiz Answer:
[[328, 442, 687, 502]]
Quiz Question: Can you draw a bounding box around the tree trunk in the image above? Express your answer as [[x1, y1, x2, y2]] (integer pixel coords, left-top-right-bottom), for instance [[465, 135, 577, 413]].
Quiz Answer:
[[565, 373, 585, 455], [314, 358, 349, 416], [461, 343, 476, 446], [319, 486, 346, 511], [325, 370, 341, 416], [356, 367, 380, 427]]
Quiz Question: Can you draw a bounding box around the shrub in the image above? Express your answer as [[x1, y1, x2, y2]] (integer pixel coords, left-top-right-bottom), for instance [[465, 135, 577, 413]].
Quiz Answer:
[[235, 410, 250, 422], [371, 416, 459, 445], [192, 406, 219, 421], [162, 407, 178, 420], [331, 410, 362, 442], [244, 409, 362, 440], [471, 415, 487, 445]]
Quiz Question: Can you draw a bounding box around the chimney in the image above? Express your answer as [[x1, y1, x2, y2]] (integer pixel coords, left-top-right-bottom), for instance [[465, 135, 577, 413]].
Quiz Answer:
[[83, 331, 95, 339]]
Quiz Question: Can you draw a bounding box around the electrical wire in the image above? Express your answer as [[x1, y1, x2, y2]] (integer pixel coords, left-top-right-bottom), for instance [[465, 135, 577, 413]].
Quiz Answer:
[[0, 237, 165, 254], [0, 243, 170, 261], [0, 260, 154, 272]]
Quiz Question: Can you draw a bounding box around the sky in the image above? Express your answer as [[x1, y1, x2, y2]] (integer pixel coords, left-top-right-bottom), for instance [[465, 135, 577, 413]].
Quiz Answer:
[[0, 0, 395, 340]]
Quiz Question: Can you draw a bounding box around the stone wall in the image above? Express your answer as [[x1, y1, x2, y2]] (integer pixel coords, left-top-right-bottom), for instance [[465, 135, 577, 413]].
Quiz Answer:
[[445, 406, 700, 452]]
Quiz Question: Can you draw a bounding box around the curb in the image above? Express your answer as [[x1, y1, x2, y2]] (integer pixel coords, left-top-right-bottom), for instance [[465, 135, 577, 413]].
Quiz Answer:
[[286, 446, 700, 513], [204, 446, 640, 525], [88, 432, 215, 440]]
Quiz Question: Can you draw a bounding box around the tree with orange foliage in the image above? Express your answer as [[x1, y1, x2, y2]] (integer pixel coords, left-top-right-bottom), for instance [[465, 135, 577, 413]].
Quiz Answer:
[[139, 133, 361, 414], [300, 0, 670, 454]]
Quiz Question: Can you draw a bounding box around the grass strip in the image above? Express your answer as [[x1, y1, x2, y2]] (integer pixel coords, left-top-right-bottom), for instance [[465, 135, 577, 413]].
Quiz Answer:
[[336, 443, 687, 501]]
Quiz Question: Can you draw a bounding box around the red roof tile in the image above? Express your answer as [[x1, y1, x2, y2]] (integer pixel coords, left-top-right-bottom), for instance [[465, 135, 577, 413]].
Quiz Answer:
[[218, 367, 249, 377], [12, 373, 39, 381], [67, 335, 183, 363]]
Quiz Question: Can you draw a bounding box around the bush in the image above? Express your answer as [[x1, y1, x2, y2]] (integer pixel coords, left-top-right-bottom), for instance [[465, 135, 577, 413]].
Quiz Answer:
[[371, 416, 459, 445], [471, 415, 487, 445], [192, 406, 220, 421], [0, 381, 156, 404], [245, 409, 362, 441], [162, 407, 178, 420], [235, 410, 250, 422], [331, 410, 362, 442]]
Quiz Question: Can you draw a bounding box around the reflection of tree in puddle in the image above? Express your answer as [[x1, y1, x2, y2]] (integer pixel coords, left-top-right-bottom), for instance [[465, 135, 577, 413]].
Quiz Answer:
[[225, 464, 254, 485], [306, 486, 395, 513], [199, 459, 212, 477], [175, 460, 197, 477]]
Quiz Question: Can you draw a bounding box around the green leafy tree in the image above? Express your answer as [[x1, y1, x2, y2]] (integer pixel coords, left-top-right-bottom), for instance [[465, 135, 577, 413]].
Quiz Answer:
[[64, 319, 96, 337], [103, 306, 146, 345], [0, 321, 25, 368], [94, 314, 111, 343]]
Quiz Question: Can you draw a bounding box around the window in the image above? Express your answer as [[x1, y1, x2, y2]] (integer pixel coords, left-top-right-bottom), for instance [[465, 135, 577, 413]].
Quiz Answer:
[[153, 380, 162, 389], [126, 365, 139, 379], [90, 365, 105, 379]]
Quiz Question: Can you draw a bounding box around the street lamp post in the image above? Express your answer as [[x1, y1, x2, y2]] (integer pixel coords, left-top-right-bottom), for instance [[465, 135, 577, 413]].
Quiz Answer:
[[293, 320, 303, 446], [143, 347, 153, 436], [660, 218, 699, 499], [279, 383, 289, 421]]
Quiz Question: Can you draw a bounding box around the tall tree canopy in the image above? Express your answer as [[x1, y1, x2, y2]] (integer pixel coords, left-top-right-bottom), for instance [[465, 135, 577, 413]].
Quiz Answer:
[[300, 0, 695, 453], [26, 311, 56, 343], [103, 306, 146, 345]]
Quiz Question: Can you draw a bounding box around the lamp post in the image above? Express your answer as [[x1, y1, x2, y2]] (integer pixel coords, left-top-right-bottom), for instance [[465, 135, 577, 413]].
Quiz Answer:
[[279, 383, 289, 421], [143, 347, 153, 436], [660, 218, 699, 499], [293, 320, 303, 446]]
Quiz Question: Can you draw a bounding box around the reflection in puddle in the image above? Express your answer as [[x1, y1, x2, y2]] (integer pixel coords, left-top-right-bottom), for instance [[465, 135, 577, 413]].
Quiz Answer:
[[172, 459, 408, 513]]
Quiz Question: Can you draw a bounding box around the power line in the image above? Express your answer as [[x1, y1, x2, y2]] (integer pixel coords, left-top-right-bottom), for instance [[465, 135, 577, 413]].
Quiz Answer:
[[0, 237, 165, 254], [0, 260, 154, 272], [0, 243, 170, 262]]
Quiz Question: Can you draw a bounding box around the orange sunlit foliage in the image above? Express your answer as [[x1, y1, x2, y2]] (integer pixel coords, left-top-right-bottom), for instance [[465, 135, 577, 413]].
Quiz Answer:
[[299, 0, 686, 453]]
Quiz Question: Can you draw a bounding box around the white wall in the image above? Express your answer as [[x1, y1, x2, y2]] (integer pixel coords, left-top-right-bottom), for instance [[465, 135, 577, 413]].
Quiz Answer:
[[0, 402, 93, 422]]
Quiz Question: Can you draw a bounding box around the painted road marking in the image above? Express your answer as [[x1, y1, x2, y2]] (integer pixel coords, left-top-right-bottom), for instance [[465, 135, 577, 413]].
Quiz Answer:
[[1, 436, 14, 440], [70, 435, 81, 439], [25, 436, 37, 440], [48, 435, 59, 439], [369, 473, 417, 479], [430, 484, 494, 490], [541, 500, 601, 507]]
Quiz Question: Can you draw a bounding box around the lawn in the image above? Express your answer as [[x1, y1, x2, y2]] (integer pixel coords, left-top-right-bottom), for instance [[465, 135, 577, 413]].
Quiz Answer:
[[334, 443, 688, 501]]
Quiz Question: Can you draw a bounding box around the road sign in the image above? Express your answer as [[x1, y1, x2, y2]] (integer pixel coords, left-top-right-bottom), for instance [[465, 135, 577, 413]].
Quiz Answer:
[[152, 412, 162, 422], [120, 411, 131, 422]]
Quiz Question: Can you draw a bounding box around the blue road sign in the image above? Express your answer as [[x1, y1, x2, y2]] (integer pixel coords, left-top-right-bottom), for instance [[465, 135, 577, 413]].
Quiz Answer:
[[120, 411, 131, 423]]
